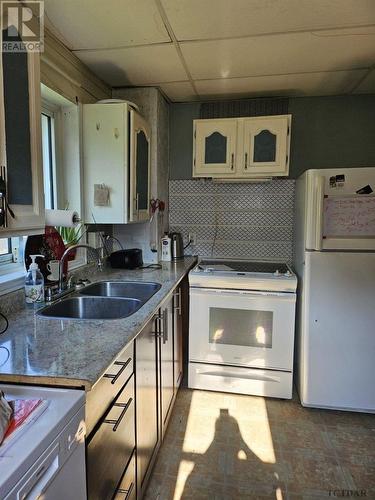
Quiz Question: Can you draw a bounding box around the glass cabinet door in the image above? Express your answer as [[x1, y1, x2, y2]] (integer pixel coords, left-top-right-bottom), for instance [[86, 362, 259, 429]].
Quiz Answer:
[[130, 110, 150, 222], [0, 28, 44, 233], [193, 119, 237, 176], [242, 116, 290, 176]]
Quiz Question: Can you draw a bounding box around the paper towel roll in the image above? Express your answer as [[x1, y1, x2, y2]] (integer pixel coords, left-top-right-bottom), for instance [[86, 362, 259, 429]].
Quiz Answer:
[[45, 209, 80, 228]]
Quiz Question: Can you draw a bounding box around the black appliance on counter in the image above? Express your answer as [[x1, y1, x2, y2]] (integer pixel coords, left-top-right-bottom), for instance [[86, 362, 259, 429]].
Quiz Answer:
[[108, 248, 143, 269]]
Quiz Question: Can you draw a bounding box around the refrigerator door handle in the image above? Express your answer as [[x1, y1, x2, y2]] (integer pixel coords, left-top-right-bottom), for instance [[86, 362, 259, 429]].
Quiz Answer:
[[306, 174, 325, 251], [314, 175, 325, 251]]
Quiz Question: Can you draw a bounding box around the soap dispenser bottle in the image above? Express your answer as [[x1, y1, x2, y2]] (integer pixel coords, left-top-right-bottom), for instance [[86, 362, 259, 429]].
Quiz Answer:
[[25, 254, 45, 304]]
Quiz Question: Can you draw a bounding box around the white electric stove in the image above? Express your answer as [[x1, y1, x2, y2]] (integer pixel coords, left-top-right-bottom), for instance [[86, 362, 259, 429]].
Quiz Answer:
[[188, 259, 297, 399]]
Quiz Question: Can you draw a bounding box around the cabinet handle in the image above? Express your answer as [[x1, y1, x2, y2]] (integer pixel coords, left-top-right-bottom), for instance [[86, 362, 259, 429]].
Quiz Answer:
[[163, 310, 168, 344], [231, 153, 234, 170], [174, 289, 182, 316], [244, 152, 248, 170], [104, 397, 132, 432], [152, 314, 162, 337], [136, 193, 139, 215], [103, 358, 131, 385], [158, 310, 168, 344], [116, 482, 134, 500]]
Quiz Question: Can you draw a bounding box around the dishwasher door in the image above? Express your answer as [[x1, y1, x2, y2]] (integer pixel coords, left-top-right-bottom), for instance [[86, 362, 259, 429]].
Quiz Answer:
[[4, 406, 86, 500]]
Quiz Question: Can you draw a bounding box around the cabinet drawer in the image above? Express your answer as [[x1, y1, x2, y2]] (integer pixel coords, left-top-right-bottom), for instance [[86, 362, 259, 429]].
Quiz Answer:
[[113, 452, 136, 500], [87, 376, 135, 500], [86, 342, 134, 435]]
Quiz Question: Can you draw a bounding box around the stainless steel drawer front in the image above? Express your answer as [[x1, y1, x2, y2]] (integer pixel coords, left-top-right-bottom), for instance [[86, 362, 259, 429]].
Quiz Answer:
[[86, 342, 134, 436]]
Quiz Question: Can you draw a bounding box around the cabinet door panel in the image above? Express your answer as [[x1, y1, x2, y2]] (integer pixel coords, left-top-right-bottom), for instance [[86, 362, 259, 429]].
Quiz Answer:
[[136, 315, 159, 491], [194, 119, 237, 176], [0, 29, 44, 232], [160, 301, 174, 434], [130, 110, 150, 222], [243, 116, 290, 176], [173, 287, 183, 389], [83, 103, 127, 223]]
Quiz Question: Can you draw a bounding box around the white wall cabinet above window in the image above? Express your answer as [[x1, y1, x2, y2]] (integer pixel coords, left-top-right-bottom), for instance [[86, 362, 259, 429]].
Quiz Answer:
[[0, 29, 45, 236], [193, 115, 291, 179], [83, 102, 151, 224]]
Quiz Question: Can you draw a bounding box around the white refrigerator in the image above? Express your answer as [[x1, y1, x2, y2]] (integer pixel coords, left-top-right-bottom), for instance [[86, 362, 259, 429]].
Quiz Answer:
[[294, 167, 375, 412]]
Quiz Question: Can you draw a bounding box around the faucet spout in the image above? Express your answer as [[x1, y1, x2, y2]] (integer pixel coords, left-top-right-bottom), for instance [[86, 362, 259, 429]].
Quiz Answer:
[[58, 244, 102, 292]]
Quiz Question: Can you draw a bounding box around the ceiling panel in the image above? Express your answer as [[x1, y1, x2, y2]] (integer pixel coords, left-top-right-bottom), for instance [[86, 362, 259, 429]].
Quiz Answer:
[[353, 69, 375, 93], [181, 28, 375, 80], [75, 45, 188, 86], [162, 0, 375, 41], [158, 81, 198, 101], [44, 0, 170, 50], [194, 70, 368, 100]]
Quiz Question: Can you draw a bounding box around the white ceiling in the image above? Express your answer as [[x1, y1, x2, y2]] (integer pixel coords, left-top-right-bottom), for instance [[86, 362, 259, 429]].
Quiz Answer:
[[44, 0, 375, 102]]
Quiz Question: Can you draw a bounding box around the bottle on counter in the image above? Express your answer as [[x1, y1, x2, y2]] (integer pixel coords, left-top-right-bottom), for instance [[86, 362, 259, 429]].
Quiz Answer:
[[25, 254, 45, 304], [161, 233, 172, 262]]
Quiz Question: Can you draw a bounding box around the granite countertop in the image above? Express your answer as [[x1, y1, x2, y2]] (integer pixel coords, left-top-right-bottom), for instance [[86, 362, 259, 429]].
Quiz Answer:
[[0, 257, 196, 391]]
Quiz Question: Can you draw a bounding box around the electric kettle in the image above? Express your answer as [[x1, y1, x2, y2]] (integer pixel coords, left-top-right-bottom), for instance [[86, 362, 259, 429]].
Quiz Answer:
[[170, 232, 184, 260]]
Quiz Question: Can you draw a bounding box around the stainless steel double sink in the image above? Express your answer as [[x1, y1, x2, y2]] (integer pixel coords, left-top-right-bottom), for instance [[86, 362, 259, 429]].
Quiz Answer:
[[37, 281, 161, 320]]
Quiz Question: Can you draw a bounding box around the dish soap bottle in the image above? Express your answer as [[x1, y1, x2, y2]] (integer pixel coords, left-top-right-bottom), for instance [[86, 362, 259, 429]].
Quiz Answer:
[[25, 254, 45, 304]]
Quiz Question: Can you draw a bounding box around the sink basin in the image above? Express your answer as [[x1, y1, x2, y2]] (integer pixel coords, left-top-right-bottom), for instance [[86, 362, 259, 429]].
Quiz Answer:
[[37, 296, 142, 320], [79, 281, 161, 301]]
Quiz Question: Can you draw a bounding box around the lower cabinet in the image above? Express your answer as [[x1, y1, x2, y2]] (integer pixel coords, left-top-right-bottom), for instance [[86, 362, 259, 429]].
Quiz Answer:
[[173, 285, 184, 389], [87, 375, 135, 500], [159, 298, 175, 435], [135, 282, 186, 498], [114, 452, 136, 500], [135, 314, 160, 497]]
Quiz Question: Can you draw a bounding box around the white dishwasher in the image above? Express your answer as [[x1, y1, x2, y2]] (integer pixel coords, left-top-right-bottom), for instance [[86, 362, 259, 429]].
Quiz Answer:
[[0, 383, 86, 500]]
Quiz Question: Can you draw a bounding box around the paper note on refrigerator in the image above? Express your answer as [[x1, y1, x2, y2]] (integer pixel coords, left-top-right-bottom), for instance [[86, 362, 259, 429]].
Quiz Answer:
[[323, 196, 375, 237]]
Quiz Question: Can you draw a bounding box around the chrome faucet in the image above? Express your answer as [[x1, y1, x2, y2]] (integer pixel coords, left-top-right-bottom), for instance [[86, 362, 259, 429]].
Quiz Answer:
[[58, 244, 102, 293]]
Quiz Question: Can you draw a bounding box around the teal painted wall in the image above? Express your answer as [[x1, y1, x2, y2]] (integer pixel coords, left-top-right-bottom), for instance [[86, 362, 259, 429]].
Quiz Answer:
[[169, 95, 375, 179]]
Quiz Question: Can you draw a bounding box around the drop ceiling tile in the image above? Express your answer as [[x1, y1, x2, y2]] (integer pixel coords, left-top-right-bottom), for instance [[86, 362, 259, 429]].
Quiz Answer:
[[195, 70, 369, 99], [181, 28, 375, 80], [74, 45, 188, 86], [158, 81, 198, 102], [353, 69, 375, 93], [44, 0, 170, 49], [162, 0, 375, 41]]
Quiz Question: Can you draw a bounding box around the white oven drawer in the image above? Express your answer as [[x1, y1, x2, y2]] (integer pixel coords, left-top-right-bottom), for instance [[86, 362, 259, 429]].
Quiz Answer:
[[189, 287, 296, 371], [189, 362, 293, 399]]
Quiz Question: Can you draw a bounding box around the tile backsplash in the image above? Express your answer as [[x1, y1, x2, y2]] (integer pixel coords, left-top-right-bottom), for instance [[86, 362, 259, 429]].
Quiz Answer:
[[169, 179, 295, 263]]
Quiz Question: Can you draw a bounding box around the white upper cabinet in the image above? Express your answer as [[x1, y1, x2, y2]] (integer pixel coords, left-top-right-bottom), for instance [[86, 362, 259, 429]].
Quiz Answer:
[[242, 116, 290, 176], [193, 119, 237, 176], [83, 102, 151, 224], [0, 31, 45, 235], [193, 115, 291, 179]]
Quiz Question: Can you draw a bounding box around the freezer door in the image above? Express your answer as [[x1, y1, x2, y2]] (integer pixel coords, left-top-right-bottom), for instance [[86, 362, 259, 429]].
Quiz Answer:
[[304, 168, 375, 251], [300, 251, 375, 411]]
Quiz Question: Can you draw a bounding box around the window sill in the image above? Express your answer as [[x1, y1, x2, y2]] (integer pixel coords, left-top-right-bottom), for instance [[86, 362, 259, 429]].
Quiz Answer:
[[0, 257, 87, 297], [0, 264, 25, 295]]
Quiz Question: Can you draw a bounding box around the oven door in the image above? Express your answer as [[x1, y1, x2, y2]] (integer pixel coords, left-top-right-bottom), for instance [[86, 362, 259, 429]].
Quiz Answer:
[[189, 287, 296, 371]]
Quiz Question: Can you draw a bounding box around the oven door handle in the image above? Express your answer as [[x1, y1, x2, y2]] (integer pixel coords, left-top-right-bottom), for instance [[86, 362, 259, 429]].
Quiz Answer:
[[190, 287, 295, 298]]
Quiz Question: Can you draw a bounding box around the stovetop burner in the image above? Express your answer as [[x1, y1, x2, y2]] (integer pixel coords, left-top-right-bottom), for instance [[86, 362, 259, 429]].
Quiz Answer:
[[198, 260, 289, 275]]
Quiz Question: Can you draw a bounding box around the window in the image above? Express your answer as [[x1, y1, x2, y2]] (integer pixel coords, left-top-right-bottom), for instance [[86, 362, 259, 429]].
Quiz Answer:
[[0, 238, 12, 263], [41, 109, 57, 210]]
